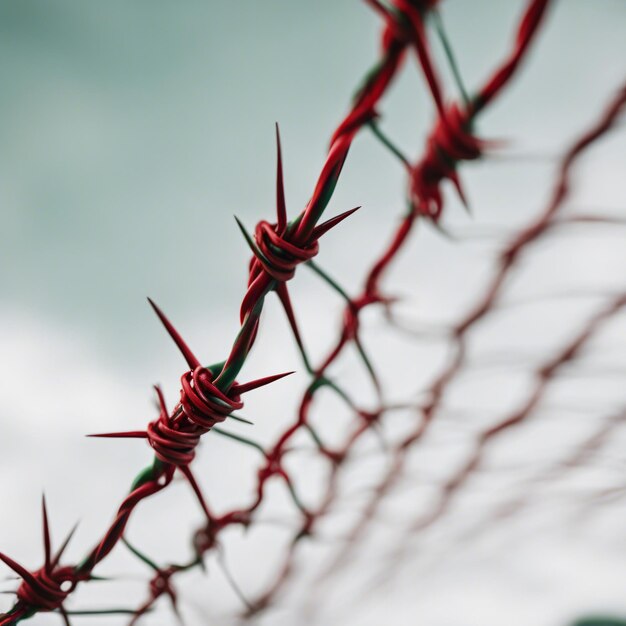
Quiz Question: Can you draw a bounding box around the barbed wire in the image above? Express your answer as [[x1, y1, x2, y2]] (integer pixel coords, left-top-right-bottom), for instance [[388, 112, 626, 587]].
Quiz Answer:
[[1, 1, 624, 624]]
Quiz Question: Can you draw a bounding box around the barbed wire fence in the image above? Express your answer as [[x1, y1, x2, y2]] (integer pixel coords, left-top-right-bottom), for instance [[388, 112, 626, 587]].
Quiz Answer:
[[1, 1, 625, 624]]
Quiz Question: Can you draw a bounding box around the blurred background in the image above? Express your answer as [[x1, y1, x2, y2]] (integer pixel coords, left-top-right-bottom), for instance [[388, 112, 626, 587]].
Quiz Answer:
[[1, 1, 625, 624]]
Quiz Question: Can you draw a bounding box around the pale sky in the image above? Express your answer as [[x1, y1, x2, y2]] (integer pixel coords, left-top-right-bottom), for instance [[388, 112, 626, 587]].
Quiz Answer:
[[1, 2, 626, 624]]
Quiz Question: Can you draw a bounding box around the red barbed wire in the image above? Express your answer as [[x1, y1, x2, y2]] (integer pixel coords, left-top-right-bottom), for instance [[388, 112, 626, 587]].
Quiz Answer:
[[373, 291, 626, 584], [312, 80, 626, 593], [1, 1, 623, 624], [248, 0, 560, 609], [0, 1, 441, 622]]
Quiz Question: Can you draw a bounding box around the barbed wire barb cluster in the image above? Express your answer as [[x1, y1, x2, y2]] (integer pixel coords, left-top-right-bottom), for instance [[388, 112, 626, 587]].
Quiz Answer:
[[1, 1, 624, 624]]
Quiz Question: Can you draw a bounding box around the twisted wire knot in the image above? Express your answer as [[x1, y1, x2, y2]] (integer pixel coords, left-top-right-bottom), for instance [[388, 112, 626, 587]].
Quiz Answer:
[[92, 299, 291, 472], [409, 103, 481, 220], [193, 525, 217, 555], [178, 367, 242, 432], [0, 498, 81, 622], [148, 566, 177, 600], [253, 220, 319, 282], [146, 417, 200, 467], [237, 125, 358, 302], [16, 566, 76, 612], [147, 367, 242, 467], [192, 510, 252, 560], [429, 103, 481, 163]]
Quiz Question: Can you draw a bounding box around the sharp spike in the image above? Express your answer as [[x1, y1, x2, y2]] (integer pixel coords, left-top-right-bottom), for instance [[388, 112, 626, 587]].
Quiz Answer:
[[41, 495, 52, 570], [230, 371, 294, 395], [233, 216, 269, 264], [170, 592, 183, 625], [0, 552, 41, 591], [197, 554, 207, 573], [87, 431, 148, 439], [449, 172, 471, 214], [276, 283, 306, 355], [51, 522, 79, 568], [275, 123, 288, 233], [311, 206, 360, 240], [180, 465, 212, 523], [228, 414, 254, 425], [147, 298, 201, 369], [430, 218, 457, 241]]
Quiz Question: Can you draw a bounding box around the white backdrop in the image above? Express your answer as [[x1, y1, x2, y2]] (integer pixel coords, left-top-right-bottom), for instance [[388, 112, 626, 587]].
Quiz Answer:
[[1, 1, 626, 624]]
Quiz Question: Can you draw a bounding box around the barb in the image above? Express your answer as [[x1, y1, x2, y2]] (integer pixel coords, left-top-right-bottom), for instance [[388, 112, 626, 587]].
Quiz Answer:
[[0, 499, 79, 626], [305, 79, 626, 598], [408, 0, 552, 221]]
